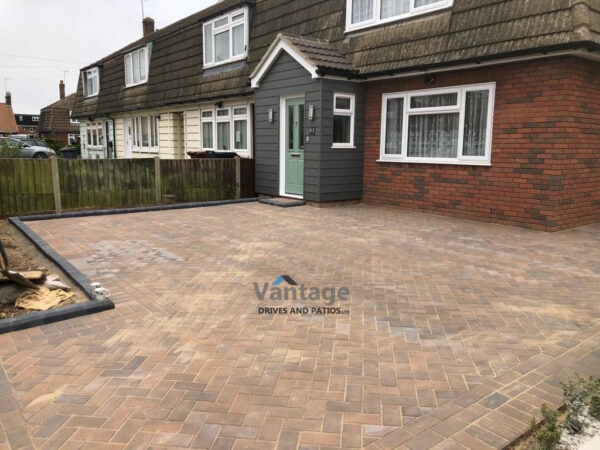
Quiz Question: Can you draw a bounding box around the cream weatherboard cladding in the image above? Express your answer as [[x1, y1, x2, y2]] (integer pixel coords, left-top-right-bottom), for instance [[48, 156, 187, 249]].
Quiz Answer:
[[108, 99, 252, 159]]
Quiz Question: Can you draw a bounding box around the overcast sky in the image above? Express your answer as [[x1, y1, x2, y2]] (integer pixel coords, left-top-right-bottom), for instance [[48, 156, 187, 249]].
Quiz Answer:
[[1, 0, 219, 114]]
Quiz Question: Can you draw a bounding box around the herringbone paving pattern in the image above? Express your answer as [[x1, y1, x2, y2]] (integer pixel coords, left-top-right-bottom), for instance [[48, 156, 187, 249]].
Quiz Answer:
[[0, 203, 598, 449]]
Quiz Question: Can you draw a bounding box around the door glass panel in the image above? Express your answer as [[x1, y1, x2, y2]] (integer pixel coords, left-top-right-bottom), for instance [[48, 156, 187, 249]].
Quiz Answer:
[[299, 104, 304, 149], [288, 105, 294, 149]]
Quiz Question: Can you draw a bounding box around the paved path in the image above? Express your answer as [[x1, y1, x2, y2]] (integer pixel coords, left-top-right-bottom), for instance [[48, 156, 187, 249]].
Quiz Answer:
[[0, 203, 599, 449]]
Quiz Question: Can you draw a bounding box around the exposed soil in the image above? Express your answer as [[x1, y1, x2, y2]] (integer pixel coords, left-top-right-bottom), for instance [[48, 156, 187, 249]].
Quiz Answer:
[[0, 220, 85, 319]]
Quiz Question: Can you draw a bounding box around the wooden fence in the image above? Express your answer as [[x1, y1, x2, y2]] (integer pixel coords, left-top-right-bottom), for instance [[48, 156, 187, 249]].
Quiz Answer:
[[0, 157, 255, 216]]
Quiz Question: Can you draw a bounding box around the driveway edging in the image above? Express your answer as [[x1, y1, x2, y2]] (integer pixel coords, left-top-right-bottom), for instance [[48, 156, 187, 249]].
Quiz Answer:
[[2, 198, 258, 334]]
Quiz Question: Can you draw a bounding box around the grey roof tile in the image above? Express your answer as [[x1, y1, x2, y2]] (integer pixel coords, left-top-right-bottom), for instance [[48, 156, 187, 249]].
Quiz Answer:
[[73, 0, 600, 118]]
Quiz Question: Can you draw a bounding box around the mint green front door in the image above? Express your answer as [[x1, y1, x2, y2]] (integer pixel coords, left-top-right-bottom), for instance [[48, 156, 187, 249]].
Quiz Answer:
[[284, 97, 305, 196]]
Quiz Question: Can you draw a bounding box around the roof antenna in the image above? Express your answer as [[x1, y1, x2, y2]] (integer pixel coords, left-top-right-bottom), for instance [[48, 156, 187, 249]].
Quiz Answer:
[[141, 0, 146, 20]]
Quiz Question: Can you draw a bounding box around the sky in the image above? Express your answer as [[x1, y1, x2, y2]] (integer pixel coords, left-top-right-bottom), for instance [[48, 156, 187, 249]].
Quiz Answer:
[[1, 0, 219, 114]]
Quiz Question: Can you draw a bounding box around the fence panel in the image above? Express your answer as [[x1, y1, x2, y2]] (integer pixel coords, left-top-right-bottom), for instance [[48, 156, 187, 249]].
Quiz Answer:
[[161, 158, 237, 203], [0, 159, 54, 215], [0, 157, 255, 216], [57, 158, 157, 210]]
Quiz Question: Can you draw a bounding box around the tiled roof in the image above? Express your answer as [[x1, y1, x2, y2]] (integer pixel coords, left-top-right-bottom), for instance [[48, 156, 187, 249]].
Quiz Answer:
[[0, 104, 19, 134], [280, 34, 356, 74], [38, 93, 79, 133], [73, 0, 600, 118]]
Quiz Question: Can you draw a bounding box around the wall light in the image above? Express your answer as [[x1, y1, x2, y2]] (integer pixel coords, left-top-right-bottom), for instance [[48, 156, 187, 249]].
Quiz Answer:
[[308, 105, 314, 121], [424, 75, 437, 85], [268, 108, 274, 123]]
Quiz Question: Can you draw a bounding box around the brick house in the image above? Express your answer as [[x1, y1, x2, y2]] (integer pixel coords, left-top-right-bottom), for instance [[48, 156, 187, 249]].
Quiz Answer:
[[73, 0, 600, 230], [0, 93, 19, 137], [38, 81, 80, 145], [14, 113, 40, 136]]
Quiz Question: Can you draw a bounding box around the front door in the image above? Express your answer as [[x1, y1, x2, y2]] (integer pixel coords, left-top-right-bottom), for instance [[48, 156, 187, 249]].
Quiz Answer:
[[284, 97, 304, 196]]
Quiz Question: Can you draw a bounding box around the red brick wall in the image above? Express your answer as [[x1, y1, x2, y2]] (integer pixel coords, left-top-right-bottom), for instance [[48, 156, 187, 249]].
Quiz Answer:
[[362, 56, 600, 231]]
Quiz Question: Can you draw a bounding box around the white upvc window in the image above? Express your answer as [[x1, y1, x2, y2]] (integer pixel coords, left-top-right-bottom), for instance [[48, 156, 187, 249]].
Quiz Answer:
[[131, 115, 159, 153], [201, 104, 250, 155], [82, 67, 99, 97], [332, 93, 355, 148], [85, 122, 104, 148], [124, 46, 149, 87], [346, 0, 453, 32], [203, 7, 248, 68], [379, 83, 495, 165]]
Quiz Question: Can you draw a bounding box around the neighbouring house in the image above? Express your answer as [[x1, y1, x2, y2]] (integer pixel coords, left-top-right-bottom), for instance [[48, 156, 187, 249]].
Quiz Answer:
[[72, 9, 253, 160], [14, 113, 40, 136], [0, 93, 19, 137], [38, 81, 80, 145], [73, 0, 600, 231]]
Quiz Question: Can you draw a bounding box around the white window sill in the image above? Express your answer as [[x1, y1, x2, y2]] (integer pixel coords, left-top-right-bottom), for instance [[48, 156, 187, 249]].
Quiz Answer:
[[133, 148, 159, 154], [203, 54, 247, 69], [125, 81, 148, 89], [377, 158, 491, 167], [331, 145, 356, 150], [84, 94, 98, 99]]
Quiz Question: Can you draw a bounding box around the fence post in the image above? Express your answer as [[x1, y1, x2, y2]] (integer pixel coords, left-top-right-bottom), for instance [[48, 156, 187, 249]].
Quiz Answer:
[[50, 156, 62, 213], [235, 157, 241, 199], [154, 157, 162, 204]]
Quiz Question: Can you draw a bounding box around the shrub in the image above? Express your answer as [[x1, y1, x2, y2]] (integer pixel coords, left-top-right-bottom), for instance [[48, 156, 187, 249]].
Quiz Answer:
[[590, 396, 600, 420], [0, 139, 21, 158], [534, 404, 562, 450], [562, 374, 587, 432], [43, 138, 66, 151]]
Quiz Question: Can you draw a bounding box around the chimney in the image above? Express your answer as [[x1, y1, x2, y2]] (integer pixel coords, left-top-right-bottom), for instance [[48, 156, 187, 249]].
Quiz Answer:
[[4, 92, 11, 106], [59, 80, 65, 100], [143, 17, 155, 37]]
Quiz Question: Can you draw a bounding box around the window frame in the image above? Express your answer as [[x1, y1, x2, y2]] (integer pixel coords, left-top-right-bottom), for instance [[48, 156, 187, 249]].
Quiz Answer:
[[379, 82, 495, 166], [200, 103, 251, 156], [85, 122, 104, 148], [129, 115, 160, 153], [124, 46, 149, 88], [202, 7, 249, 68], [83, 67, 99, 97], [346, 0, 453, 32], [332, 93, 356, 149]]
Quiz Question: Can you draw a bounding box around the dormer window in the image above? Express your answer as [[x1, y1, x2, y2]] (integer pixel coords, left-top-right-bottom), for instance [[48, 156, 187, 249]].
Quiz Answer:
[[82, 67, 99, 97], [125, 46, 149, 87], [346, 0, 453, 31], [203, 7, 248, 68]]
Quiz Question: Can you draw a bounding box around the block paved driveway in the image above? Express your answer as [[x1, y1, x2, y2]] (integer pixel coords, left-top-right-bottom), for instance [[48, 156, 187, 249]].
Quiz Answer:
[[1, 202, 599, 449]]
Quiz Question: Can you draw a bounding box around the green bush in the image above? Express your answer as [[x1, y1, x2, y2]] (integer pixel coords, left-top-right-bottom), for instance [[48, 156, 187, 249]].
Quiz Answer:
[[590, 396, 600, 420], [534, 404, 562, 450], [561, 374, 600, 432], [44, 138, 67, 151], [0, 139, 21, 158]]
